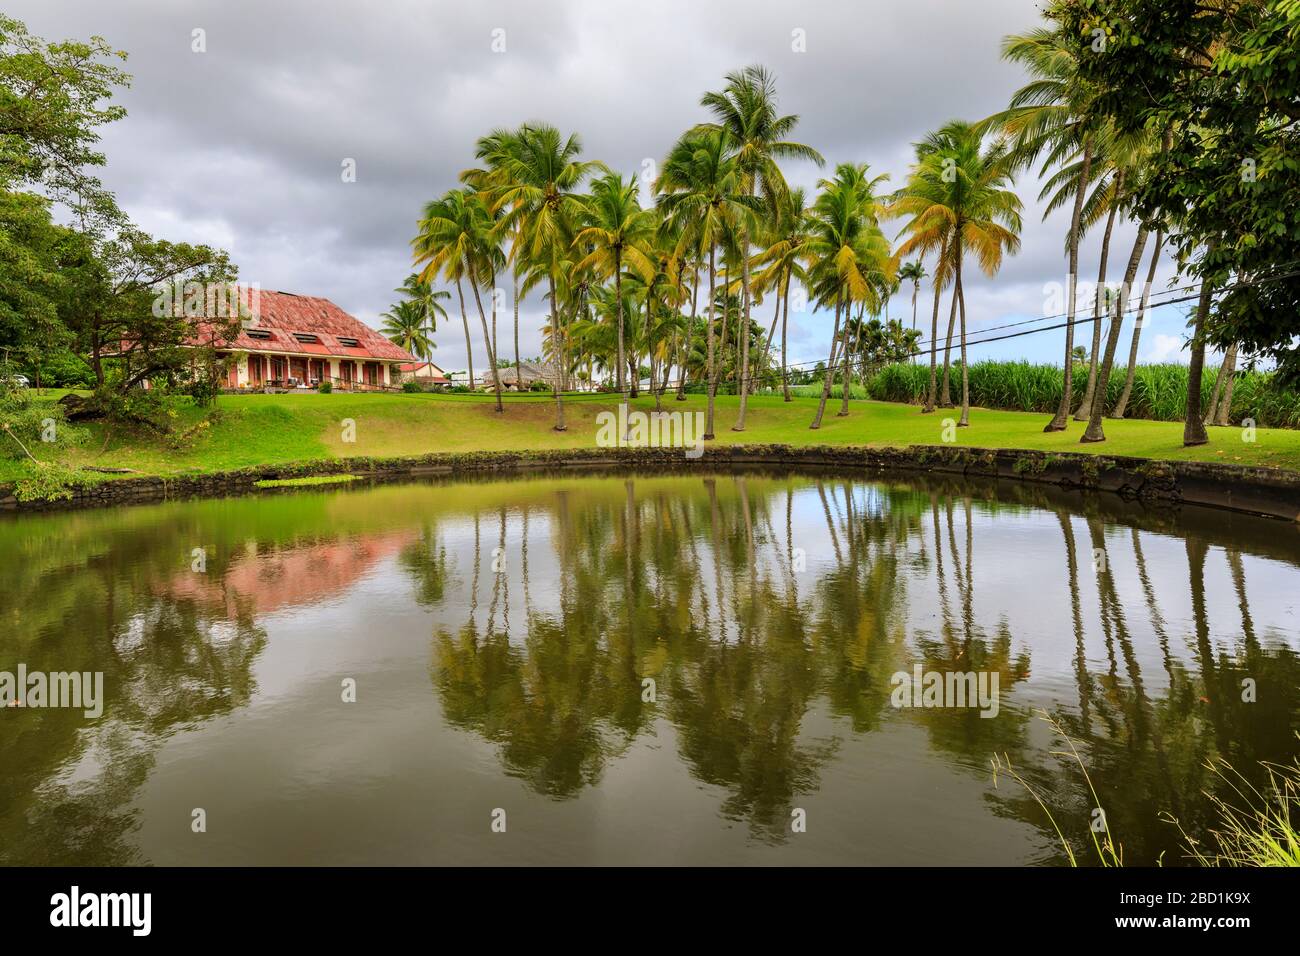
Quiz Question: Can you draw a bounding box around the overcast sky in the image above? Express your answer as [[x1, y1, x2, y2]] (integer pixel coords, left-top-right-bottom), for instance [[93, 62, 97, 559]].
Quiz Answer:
[[14, 0, 1205, 373]]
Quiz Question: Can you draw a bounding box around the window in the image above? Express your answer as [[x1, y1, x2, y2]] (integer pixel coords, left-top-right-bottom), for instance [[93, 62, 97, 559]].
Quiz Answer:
[[337, 336, 359, 347], [247, 329, 271, 339], [293, 332, 319, 344]]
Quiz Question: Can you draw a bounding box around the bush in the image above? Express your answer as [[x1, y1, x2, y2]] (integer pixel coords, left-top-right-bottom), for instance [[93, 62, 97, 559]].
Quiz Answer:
[[0, 380, 86, 460], [401, 380, 422, 393], [12, 461, 98, 502], [529, 379, 550, 392], [318, 380, 333, 394]]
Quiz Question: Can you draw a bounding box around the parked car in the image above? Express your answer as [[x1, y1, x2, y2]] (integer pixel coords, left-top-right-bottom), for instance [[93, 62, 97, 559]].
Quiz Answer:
[[10, 374, 29, 388]]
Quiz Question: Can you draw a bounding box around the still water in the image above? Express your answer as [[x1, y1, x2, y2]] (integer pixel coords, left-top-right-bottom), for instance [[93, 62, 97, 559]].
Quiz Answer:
[[2, 470, 1298, 865]]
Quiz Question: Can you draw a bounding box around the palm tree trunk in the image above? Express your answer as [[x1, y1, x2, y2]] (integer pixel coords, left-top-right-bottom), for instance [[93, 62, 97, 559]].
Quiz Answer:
[[548, 274, 565, 431], [455, 277, 474, 393], [1046, 135, 1093, 431], [1206, 342, 1237, 427], [1214, 343, 1238, 427], [513, 274, 523, 391], [1183, 252, 1216, 447], [1082, 227, 1149, 442], [678, 267, 698, 401], [734, 222, 753, 431], [910, 282, 919, 365], [781, 266, 793, 402], [1075, 171, 1123, 420], [756, 282, 782, 397], [839, 302, 861, 416], [1114, 229, 1163, 418], [810, 291, 843, 429], [704, 245, 717, 440], [956, 247, 970, 427], [939, 286, 958, 407], [616, 250, 629, 437], [466, 262, 504, 413], [923, 271, 942, 413]]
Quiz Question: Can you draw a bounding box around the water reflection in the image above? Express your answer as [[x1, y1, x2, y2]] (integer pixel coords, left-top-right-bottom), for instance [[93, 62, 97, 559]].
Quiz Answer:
[[2, 472, 1297, 864]]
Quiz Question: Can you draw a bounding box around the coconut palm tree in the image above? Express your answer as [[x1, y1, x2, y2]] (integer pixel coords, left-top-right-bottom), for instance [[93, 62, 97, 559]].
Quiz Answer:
[[888, 134, 962, 414], [697, 65, 824, 431], [467, 123, 601, 430], [805, 162, 894, 429], [573, 171, 656, 422], [985, 16, 1100, 432], [897, 260, 926, 363], [412, 188, 497, 397], [754, 186, 814, 401], [381, 299, 434, 361], [656, 128, 757, 439], [895, 121, 1022, 427], [395, 274, 450, 339]]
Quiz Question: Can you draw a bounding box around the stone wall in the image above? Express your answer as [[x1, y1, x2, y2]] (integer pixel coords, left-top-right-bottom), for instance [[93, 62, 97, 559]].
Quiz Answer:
[[2, 444, 1298, 521]]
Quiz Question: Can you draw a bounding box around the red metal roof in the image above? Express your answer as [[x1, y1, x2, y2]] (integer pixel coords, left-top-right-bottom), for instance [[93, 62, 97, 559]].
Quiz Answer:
[[196, 289, 416, 362]]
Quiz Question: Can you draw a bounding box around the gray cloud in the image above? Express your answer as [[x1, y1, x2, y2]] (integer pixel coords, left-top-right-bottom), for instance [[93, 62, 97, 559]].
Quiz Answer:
[[13, 0, 1204, 372]]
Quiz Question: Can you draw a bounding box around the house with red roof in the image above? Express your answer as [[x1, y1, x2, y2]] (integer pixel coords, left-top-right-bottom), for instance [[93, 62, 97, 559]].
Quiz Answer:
[[203, 289, 417, 390], [397, 360, 451, 387]]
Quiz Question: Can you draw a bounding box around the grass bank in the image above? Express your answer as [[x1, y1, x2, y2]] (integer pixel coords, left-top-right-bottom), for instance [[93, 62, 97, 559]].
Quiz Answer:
[[7, 389, 1300, 483]]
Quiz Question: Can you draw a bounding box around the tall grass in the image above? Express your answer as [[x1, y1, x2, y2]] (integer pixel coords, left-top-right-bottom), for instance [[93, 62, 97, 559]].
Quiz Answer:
[[864, 361, 1300, 428]]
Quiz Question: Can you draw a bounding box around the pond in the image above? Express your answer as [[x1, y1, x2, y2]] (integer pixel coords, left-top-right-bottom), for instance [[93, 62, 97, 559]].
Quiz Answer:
[[2, 470, 1298, 865]]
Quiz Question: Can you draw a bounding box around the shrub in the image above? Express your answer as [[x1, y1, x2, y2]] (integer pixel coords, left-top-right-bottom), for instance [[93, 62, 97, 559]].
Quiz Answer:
[[0, 381, 86, 460], [529, 379, 550, 392], [401, 381, 422, 393], [318, 380, 333, 394]]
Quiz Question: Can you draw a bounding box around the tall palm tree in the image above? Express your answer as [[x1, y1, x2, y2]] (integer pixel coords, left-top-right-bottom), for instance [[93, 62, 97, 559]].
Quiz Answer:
[[573, 171, 656, 422], [754, 186, 814, 401], [467, 123, 601, 430], [895, 121, 1021, 427], [985, 15, 1099, 432], [897, 260, 926, 364], [656, 128, 757, 439], [412, 188, 496, 396], [805, 162, 894, 429], [697, 65, 824, 431]]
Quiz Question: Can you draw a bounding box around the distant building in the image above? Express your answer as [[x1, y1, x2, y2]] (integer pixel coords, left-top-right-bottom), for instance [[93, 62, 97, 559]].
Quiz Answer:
[[480, 360, 556, 391], [397, 360, 451, 386]]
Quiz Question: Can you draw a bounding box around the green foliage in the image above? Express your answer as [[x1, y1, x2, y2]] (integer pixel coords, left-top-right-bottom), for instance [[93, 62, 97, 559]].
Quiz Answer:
[[11, 460, 96, 501], [318, 379, 333, 394], [867, 360, 1300, 427], [401, 380, 423, 393], [1061, 0, 1300, 382], [0, 377, 85, 459]]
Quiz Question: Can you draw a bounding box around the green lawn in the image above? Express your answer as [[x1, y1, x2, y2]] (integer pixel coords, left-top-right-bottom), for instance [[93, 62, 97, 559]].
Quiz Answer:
[[7, 389, 1300, 482]]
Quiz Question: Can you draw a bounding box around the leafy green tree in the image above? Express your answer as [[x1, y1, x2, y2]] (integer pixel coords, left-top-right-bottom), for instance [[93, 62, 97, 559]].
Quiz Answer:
[[1058, 0, 1300, 446]]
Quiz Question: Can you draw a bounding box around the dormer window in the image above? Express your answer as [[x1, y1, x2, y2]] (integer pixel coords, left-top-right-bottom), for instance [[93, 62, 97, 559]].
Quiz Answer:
[[293, 332, 319, 344], [337, 336, 359, 347], [246, 329, 271, 339]]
